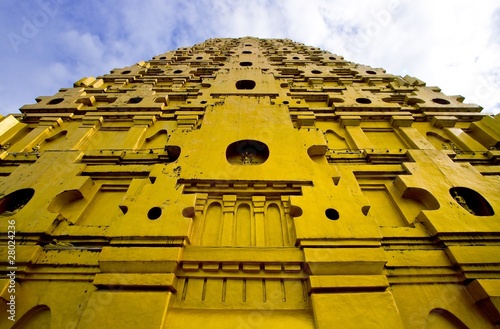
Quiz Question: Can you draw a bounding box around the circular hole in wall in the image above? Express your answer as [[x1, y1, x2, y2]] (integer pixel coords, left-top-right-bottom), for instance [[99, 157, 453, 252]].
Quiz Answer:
[[311, 70, 322, 74], [121, 70, 131, 74], [242, 51, 252, 54], [325, 208, 339, 220], [173, 70, 183, 74], [293, 56, 299, 60], [196, 56, 203, 60], [235, 80, 256, 90], [449, 187, 494, 216], [329, 57, 336, 60], [48, 98, 64, 105], [128, 97, 143, 104], [0, 188, 35, 215], [356, 97, 372, 104], [226, 139, 269, 165], [282, 101, 289, 105], [240, 62, 253, 67], [432, 98, 450, 105], [366, 70, 377, 75], [147, 207, 162, 220]]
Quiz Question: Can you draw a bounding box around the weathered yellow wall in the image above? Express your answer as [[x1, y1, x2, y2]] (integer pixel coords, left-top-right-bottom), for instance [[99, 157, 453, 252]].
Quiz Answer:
[[1, 37, 500, 328]]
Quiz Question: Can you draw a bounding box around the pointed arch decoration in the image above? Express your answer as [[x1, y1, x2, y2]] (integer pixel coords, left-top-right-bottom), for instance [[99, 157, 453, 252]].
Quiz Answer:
[[426, 308, 469, 329], [12, 305, 51, 329]]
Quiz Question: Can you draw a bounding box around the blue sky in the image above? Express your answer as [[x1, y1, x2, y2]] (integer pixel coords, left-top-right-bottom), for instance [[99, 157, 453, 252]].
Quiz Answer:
[[1, 0, 499, 115]]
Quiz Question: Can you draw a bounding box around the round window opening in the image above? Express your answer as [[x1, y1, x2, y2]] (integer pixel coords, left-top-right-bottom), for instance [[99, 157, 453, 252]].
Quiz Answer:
[[356, 97, 372, 104], [366, 70, 377, 75], [128, 97, 143, 104], [235, 80, 256, 90], [450, 187, 494, 216], [311, 70, 322, 74], [48, 98, 64, 105], [148, 207, 162, 220], [226, 140, 269, 165], [173, 70, 183, 74], [432, 98, 450, 105], [0, 188, 35, 216], [242, 51, 252, 54], [240, 62, 253, 67], [325, 208, 339, 220]]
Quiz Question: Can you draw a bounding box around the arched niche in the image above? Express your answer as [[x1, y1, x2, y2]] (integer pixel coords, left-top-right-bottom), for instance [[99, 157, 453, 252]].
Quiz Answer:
[[144, 129, 169, 149], [401, 187, 440, 211], [325, 129, 348, 149], [226, 140, 269, 165], [165, 145, 181, 162], [12, 305, 51, 329], [47, 189, 85, 224], [426, 308, 469, 329], [0, 188, 35, 216], [307, 145, 327, 164], [426, 132, 454, 151], [40, 130, 68, 150], [235, 203, 252, 246], [47, 190, 84, 213], [266, 203, 284, 246], [450, 187, 494, 216], [200, 202, 222, 246], [407, 97, 425, 106]]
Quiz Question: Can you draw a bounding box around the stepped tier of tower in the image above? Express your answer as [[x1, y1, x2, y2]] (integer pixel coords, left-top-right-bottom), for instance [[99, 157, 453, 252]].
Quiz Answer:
[[0, 37, 500, 328]]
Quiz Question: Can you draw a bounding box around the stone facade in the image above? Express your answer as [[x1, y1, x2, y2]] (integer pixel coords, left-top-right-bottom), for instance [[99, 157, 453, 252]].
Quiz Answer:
[[1, 37, 500, 328]]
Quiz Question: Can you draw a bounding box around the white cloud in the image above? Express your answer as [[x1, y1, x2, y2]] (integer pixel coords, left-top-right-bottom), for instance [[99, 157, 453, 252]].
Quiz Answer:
[[0, 0, 499, 115]]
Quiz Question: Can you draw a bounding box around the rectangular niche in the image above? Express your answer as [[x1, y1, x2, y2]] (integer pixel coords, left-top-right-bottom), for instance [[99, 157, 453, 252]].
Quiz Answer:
[[76, 187, 126, 226], [364, 130, 407, 149], [39, 122, 81, 151], [86, 130, 130, 150], [85, 124, 145, 151], [362, 186, 406, 227]]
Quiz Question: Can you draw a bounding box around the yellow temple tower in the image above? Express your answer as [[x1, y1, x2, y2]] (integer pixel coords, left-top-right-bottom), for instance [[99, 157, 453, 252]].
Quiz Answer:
[[1, 37, 500, 328]]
